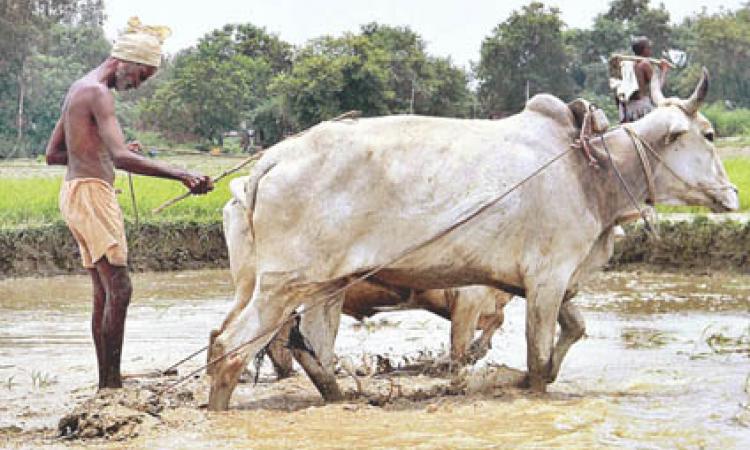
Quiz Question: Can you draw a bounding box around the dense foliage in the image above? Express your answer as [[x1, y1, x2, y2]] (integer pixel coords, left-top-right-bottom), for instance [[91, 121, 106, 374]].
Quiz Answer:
[[2, 0, 750, 156]]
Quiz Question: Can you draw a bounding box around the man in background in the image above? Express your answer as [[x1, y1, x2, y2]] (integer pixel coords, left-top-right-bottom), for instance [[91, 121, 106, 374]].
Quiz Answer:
[[619, 36, 671, 123]]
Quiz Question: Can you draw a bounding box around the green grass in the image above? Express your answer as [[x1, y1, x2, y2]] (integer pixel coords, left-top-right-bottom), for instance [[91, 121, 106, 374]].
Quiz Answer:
[[0, 156, 249, 228], [717, 135, 750, 149], [1, 154, 749, 228], [702, 103, 750, 138]]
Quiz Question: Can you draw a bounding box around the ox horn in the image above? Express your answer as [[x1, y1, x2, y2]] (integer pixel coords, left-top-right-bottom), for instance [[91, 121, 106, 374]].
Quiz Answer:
[[682, 67, 710, 115], [650, 66, 666, 106]]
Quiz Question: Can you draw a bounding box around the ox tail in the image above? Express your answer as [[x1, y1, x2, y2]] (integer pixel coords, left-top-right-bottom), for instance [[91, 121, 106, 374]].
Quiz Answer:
[[244, 155, 278, 240]]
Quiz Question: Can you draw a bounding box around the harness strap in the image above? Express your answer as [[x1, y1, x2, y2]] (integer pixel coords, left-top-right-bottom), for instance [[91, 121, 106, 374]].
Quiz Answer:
[[625, 124, 735, 196], [598, 130, 660, 239], [623, 126, 657, 204]]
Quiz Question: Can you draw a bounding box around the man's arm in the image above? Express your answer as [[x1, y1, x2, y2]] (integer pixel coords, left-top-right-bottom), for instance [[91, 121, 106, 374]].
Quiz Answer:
[[658, 60, 670, 88], [91, 87, 212, 193], [45, 119, 68, 165], [636, 60, 670, 98]]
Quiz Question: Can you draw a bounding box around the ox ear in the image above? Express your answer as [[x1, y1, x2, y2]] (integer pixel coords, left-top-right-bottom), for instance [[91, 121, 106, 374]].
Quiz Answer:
[[682, 67, 710, 115], [650, 66, 666, 106]]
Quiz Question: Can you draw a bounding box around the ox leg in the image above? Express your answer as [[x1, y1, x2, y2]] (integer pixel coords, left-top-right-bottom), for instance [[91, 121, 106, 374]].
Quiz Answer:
[[449, 297, 483, 366], [547, 300, 585, 383], [208, 279, 303, 411], [524, 280, 566, 393], [207, 277, 255, 376], [468, 308, 505, 364], [265, 319, 296, 379], [291, 294, 345, 402]]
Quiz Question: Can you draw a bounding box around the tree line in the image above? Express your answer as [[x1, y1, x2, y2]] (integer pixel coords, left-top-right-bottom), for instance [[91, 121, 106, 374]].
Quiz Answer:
[[2, 0, 750, 156]]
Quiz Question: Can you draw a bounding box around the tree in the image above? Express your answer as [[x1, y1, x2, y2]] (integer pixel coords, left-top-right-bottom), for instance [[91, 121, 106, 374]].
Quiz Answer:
[[682, 7, 750, 105], [137, 24, 287, 145], [362, 23, 471, 117], [476, 2, 574, 115], [564, 0, 671, 101], [140, 50, 272, 145], [0, 0, 107, 156], [195, 23, 293, 75], [271, 34, 393, 130]]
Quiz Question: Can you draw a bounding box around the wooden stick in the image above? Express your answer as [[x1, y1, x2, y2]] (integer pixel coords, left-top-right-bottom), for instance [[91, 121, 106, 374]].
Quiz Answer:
[[152, 152, 264, 214], [127, 172, 140, 228], [611, 53, 676, 69], [151, 110, 362, 214]]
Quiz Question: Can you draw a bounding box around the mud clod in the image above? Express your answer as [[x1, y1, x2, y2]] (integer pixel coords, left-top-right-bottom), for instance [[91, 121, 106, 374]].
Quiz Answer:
[[55, 378, 202, 442]]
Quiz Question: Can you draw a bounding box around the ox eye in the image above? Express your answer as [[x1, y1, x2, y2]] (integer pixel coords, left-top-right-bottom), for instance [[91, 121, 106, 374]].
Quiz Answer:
[[667, 131, 684, 144], [704, 131, 714, 142]]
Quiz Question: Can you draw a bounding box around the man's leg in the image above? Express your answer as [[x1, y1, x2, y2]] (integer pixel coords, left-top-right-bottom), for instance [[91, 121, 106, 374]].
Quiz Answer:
[[94, 258, 132, 388], [88, 269, 107, 387]]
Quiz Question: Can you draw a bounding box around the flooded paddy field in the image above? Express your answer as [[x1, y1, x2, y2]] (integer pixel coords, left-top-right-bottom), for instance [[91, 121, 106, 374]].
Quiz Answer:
[[1, 269, 748, 448]]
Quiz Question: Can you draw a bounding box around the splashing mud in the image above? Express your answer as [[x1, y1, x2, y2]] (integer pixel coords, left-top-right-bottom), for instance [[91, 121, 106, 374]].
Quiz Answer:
[[1, 269, 748, 448]]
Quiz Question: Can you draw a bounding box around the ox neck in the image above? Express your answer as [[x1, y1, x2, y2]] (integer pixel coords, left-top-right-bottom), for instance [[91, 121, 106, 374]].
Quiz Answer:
[[590, 123, 663, 229]]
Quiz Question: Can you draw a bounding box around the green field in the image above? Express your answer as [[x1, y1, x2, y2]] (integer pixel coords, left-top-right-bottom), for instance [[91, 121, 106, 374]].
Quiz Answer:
[[1, 154, 749, 228], [0, 155, 248, 228]]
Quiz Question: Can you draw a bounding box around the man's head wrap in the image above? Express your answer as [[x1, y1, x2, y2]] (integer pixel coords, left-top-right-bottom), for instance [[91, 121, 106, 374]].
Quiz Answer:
[[111, 17, 171, 67]]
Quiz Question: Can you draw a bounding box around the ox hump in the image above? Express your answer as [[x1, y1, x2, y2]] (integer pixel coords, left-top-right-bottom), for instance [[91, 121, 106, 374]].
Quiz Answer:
[[523, 94, 577, 130]]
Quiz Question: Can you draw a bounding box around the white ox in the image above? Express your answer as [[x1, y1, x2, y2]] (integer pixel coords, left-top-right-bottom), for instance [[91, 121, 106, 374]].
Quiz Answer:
[[216, 178, 512, 396], [208, 70, 737, 410]]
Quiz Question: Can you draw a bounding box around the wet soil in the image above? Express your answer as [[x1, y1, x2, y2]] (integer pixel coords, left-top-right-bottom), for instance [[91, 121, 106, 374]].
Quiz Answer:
[[1, 269, 748, 448]]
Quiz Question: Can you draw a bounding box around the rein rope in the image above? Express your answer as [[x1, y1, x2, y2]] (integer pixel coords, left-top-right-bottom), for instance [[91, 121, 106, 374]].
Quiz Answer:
[[622, 126, 658, 205]]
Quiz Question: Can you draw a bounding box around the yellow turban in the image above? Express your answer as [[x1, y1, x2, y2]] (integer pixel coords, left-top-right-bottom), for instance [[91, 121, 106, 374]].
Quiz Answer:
[[111, 17, 171, 67]]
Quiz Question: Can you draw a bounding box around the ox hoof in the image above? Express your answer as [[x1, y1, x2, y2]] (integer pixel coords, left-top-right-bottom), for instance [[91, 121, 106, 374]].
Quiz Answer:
[[517, 374, 548, 393], [464, 340, 490, 365]]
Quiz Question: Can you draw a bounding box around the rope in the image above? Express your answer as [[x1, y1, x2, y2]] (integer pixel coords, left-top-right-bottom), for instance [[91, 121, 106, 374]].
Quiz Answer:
[[127, 173, 140, 229], [152, 110, 363, 214], [156, 145, 576, 395], [598, 129, 660, 239], [631, 127, 736, 195], [623, 126, 657, 204], [151, 154, 261, 214]]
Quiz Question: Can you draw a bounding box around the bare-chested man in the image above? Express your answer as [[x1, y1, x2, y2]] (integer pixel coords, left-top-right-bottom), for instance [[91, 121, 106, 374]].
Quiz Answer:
[[620, 36, 671, 123], [45, 18, 213, 389]]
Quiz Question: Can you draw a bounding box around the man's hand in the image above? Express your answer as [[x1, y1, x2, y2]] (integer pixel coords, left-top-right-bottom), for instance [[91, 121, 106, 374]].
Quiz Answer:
[[659, 59, 671, 74], [126, 140, 143, 153], [181, 172, 214, 194]]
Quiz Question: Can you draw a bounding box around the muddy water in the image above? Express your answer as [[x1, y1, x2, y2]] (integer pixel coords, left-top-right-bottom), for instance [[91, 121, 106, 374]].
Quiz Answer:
[[1, 269, 749, 448]]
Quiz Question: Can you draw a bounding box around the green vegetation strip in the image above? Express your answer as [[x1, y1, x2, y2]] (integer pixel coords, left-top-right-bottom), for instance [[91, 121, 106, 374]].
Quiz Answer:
[[2, 156, 749, 227], [0, 171, 244, 228], [612, 218, 750, 272]]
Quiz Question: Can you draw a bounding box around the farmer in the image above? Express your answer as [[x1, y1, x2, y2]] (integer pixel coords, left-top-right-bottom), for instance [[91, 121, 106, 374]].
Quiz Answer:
[[45, 17, 213, 389], [619, 36, 671, 123]]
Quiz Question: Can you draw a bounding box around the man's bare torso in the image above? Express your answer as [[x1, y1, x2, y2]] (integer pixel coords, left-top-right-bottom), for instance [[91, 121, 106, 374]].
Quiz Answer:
[[632, 60, 653, 102], [62, 78, 116, 184]]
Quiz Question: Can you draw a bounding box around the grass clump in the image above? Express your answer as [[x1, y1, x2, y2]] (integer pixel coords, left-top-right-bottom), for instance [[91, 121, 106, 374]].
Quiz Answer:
[[702, 102, 750, 138]]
